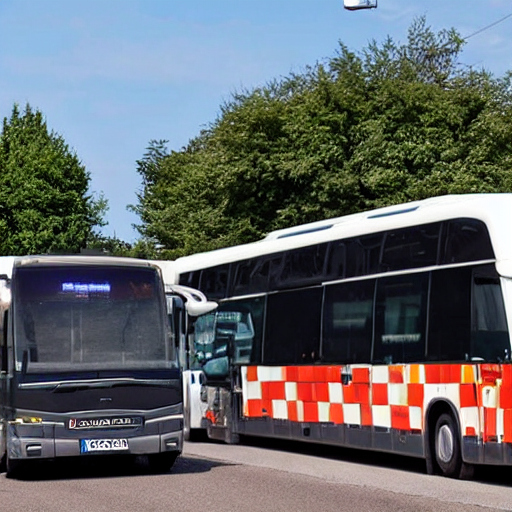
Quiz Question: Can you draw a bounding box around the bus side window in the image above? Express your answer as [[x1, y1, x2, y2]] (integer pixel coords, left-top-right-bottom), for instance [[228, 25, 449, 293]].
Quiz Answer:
[[381, 223, 441, 271], [264, 287, 322, 365], [346, 234, 384, 278], [471, 266, 510, 362], [428, 267, 471, 362], [233, 258, 270, 296], [325, 242, 346, 280], [442, 219, 494, 264], [373, 273, 428, 364], [199, 265, 230, 300], [322, 279, 374, 364]]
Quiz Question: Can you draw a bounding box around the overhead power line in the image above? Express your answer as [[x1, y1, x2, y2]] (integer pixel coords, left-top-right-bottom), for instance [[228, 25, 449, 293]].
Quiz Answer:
[[464, 12, 512, 41]]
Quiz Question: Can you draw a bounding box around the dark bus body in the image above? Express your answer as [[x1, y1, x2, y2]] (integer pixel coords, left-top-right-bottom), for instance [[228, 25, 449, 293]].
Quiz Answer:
[[0, 255, 183, 477]]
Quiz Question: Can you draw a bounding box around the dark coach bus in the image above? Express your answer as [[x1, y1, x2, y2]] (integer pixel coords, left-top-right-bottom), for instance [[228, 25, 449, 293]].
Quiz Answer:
[[0, 255, 195, 478]]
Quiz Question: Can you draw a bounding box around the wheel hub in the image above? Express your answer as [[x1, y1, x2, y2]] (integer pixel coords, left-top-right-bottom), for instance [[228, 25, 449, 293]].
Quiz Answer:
[[437, 424, 454, 463]]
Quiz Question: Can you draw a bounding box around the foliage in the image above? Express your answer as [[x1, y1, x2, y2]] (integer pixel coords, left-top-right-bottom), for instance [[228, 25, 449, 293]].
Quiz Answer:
[[132, 17, 512, 258], [0, 104, 107, 255]]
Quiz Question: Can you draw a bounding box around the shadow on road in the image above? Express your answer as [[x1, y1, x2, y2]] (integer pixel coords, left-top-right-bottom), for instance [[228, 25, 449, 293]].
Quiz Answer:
[[4, 454, 236, 482], [233, 435, 512, 486]]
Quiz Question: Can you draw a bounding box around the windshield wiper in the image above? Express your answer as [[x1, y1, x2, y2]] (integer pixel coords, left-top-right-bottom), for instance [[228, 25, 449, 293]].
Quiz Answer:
[[18, 377, 174, 392]]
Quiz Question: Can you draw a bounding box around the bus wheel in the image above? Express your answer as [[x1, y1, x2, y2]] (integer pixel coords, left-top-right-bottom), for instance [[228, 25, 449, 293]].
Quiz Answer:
[[5, 456, 23, 479], [147, 452, 178, 474], [434, 413, 473, 479]]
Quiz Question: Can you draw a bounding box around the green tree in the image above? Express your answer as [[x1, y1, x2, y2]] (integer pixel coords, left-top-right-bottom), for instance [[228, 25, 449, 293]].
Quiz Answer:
[[0, 104, 106, 255], [133, 17, 512, 258]]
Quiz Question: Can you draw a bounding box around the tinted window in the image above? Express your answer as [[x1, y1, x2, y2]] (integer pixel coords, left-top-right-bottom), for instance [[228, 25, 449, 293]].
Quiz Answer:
[[179, 271, 200, 290], [215, 297, 265, 364], [471, 265, 510, 362], [428, 266, 471, 361], [268, 254, 286, 290], [200, 265, 230, 299], [232, 258, 270, 295], [326, 241, 346, 280], [322, 279, 375, 364], [346, 234, 384, 277], [278, 243, 328, 287], [381, 223, 441, 271], [14, 265, 170, 373], [264, 287, 322, 364], [442, 219, 494, 264], [373, 273, 428, 364]]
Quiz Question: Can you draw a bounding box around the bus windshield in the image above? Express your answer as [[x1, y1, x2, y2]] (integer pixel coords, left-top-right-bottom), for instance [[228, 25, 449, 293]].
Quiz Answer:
[[13, 265, 173, 373]]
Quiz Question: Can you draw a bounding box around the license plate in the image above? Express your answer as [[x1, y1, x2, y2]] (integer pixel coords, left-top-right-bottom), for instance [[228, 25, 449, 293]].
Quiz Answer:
[[80, 439, 129, 453]]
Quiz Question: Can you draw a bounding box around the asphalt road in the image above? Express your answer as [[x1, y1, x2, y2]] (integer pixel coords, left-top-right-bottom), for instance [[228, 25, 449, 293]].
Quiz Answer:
[[2, 437, 512, 512]]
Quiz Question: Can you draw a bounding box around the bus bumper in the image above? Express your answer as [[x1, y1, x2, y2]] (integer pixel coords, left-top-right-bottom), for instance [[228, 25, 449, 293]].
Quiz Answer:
[[6, 414, 183, 461]]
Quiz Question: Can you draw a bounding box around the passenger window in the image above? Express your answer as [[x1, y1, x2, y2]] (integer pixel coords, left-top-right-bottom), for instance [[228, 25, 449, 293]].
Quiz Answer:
[[264, 287, 322, 364], [346, 233, 384, 277], [278, 244, 328, 287], [381, 223, 441, 271], [268, 254, 286, 289], [216, 297, 265, 365], [322, 279, 374, 364], [179, 271, 200, 290], [471, 266, 510, 362], [233, 258, 271, 295], [428, 266, 471, 362], [442, 219, 494, 264], [326, 241, 346, 280], [373, 273, 428, 364], [200, 265, 230, 299]]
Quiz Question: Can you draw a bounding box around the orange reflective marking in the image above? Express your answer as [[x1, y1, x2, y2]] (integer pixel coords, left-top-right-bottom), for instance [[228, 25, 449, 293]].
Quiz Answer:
[[372, 383, 388, 406], [329, 403, 344, 424], [247, 366, 258, 381], [407, 383, 424, 408]]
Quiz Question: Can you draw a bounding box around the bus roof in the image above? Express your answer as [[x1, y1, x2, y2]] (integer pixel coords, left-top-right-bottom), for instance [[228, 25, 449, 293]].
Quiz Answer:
[[0, 255, 157, 279], [173, 194, 512, 274]]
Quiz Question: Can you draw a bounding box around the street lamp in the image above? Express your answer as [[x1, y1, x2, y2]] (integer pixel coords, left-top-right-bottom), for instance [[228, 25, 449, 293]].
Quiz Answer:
[[343, 0, 377, 10]]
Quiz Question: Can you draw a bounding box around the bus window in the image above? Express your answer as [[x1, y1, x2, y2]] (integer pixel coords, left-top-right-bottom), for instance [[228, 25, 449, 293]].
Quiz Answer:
[[322, 279, 374, 364], [278, 243, 328, 288], [15, 266, 170, 372], [373, 273, 428, 364], [232, 258, 270, 295], [471, 266, 510, 362], [326, 241, 346, 280], [264, 287, 322, 364], [199, 264, 230, 300], [442, 219, 494, 264], [381, 223, 441, 271], [428, 267, 471, 362], [213, 298, 264, 365], [346, 233, 384, 278]]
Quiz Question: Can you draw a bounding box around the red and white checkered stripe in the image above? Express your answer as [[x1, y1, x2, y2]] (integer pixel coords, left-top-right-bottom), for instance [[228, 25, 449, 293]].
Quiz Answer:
[[241, 363, 512, 442]]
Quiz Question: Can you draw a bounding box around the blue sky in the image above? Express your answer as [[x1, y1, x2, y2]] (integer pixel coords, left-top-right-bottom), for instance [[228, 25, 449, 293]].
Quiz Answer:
[[1, 0, 511, 243]]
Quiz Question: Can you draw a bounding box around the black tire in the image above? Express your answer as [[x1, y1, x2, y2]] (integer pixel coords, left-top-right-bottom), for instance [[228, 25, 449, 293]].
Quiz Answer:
[[147, 452, 178, 474], [434, 412, 473, 479], [5, 456, 23, 479]]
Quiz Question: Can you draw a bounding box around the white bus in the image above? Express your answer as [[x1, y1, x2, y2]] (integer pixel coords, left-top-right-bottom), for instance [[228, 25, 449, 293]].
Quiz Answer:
[[153, 261, 217, 441], [0, 255, 210, 478], [172, 194, 512, 479]]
